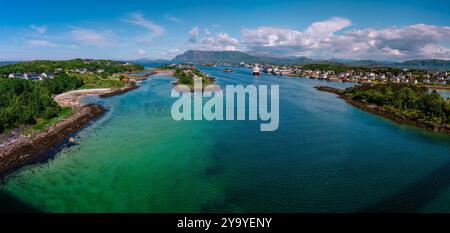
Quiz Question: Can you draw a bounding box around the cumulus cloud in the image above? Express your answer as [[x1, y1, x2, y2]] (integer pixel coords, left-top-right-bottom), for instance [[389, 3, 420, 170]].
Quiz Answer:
[[345, 24, 450, 59], [188, 26, 200, 43], [305, 17, 351, 38], [188, 27, 240, 51], [241, 17, 450, 60], [136, 48, 147, 56], [204, 28, 211, 37], [420, 44, 450, 58], [30, 25, 48, 34]]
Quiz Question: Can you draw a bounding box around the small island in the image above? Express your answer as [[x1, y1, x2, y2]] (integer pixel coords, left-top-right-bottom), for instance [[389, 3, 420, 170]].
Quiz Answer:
[[315, 83, 450, 134], [159, 64, 219, 92]]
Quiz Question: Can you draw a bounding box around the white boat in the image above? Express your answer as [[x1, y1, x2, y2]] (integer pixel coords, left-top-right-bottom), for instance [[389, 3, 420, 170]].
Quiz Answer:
[[252, 65, 260, 76]]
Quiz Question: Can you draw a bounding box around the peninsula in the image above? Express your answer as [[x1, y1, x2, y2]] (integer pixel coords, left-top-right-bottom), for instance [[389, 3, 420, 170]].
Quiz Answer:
[[315, 83, 450, 134], [0, 59, 148, 176]]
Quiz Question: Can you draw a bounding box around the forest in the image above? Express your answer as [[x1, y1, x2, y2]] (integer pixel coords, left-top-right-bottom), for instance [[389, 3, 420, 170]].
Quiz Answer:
[[0, 73, 84, 133], [343, 83, 450, 124], [0, 59, 143, 77]]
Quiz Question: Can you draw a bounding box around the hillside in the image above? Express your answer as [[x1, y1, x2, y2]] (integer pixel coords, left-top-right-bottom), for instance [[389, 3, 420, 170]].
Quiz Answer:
[[393, 59, 450, 71], [172, 50, 259, 63]]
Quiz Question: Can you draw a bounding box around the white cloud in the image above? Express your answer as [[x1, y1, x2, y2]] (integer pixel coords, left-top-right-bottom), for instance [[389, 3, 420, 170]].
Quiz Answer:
[[241, 17, 450, 60], [136, 48, 147, 56], [68, 27, 115, 47], [419, 44, 450, 58], [189, 26, 200, 43], [188, 28, 240, 51], [25, 39, 58, 47], [204, 28, 211, 37], [125, 12, 164, 37], [216, 32, 239, 46], [162, 48, 182, 58], [165, 14, 184, 24], [345, 24, 450, 59], [30, 25, 48, 34], [305, 17, 351, 38]]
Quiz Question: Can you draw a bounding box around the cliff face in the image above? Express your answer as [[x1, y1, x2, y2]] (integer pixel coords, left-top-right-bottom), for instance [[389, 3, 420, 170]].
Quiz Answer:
[[0, 104, 105, 177]]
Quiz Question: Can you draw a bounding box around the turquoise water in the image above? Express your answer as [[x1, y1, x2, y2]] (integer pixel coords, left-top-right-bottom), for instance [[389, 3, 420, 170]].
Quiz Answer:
[[436, 89, 450, 99], [1, 66, 450, 213]]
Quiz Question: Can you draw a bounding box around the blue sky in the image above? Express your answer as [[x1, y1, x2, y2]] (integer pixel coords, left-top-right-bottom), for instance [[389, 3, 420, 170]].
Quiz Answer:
[[1, 0, 450, 61]]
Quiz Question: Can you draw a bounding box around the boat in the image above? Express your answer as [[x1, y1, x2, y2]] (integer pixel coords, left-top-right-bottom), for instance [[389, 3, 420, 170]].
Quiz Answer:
[[224, 68, 233, 73], [272, 68, 282, 75], [252, 65, 260, 76]]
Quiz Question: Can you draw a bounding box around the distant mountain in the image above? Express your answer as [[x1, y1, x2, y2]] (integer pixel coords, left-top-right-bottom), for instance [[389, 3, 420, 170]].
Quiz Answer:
[[172, 50, 259, 63], [171, 50, 323, 65], [171, 50, 450, 71], [131, 59, 170, 63], [332, 59, 395, 67], [392, 59, 450, 71], [341, 59, 450, 71]]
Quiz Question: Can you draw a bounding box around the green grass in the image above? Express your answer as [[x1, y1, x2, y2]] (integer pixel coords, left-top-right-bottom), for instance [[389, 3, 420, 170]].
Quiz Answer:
[[82, 79, 125, 88], [32, 107, 74, 132], [72, 73, 126, 89]]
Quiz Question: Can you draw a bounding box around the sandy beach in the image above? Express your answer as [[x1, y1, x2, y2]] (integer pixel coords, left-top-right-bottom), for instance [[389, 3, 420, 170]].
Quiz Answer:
[[53, 88, 112, 107]]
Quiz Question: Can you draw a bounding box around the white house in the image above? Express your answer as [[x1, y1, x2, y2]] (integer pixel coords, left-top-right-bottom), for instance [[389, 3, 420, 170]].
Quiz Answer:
[[391, 77, 400, 83]]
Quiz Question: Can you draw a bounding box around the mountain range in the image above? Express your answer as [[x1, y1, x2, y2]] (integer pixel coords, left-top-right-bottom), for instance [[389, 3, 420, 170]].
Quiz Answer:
[[169, 50, 450, 71]]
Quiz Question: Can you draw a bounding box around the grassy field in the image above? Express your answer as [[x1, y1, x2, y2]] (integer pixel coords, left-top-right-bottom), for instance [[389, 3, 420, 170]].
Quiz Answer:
[[72, 74, 125, 89], [31, 107, 74, 132]]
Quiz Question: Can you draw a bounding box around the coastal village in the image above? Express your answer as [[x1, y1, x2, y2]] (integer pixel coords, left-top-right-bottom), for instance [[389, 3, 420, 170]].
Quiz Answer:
[[2, 60, 136, 81], [239, 63, 450, 86], [171, 61, 450, 87], [4, 59, 450, 87]]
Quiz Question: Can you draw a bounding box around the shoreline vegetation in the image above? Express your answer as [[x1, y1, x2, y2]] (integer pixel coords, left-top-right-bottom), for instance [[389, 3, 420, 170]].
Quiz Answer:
[[315, 84, 450, 135], [0, 60, 163, 177], [159, 64, 220, 92]]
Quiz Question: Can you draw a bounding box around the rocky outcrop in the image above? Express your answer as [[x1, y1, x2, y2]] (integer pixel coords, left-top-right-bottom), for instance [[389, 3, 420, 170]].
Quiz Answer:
[[99, 84, 139, 98]]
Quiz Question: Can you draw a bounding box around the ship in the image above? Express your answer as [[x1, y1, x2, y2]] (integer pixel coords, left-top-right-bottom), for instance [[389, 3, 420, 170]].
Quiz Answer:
[[252, 64, 260, 76]]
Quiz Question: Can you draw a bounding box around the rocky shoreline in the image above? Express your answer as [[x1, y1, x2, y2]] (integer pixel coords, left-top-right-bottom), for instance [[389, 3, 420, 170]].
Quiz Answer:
[[99, 83, 139, 98], [0, 79, 147, 178], [0, 104, 105, 177], [315, 86, 450, 135]]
